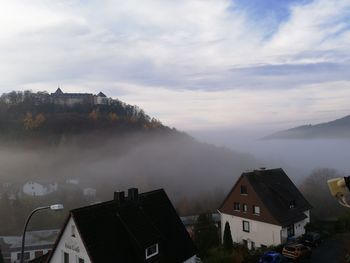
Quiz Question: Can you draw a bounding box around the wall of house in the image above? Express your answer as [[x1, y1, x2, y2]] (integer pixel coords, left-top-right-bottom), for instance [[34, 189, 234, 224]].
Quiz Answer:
[[11, 248, 51, 263], [221, 213, 282, 249], [23, 183, 46, 196], [281, 210, 310, 243], [49, 218, 91, 263], [183, 255, 197, 263]]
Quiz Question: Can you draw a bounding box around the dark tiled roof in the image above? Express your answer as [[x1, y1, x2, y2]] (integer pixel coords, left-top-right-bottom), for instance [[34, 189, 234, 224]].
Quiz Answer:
[[29, 253, 49, 263], [244, 168, 312, 226], [54, 189, 196, 263], [97, 92, 107, 97]]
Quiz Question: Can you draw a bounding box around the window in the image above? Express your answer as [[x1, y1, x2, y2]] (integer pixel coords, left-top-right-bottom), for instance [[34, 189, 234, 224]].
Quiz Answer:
[[240, 185, 247, 195], [233, 202, 240, 211], [78, 258, 84, 263], [145, 244, 158, 259], [242, 203, 247, 212], [253, 205, 260, 215], [243, 220, 250, 232], [289, 200, 296, 209], [242, 239, 248, 247], [64, 252, 69, 263], [71, 225, 76, 237]]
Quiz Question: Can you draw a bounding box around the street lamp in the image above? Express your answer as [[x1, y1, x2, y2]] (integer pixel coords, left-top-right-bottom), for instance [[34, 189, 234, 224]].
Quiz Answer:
[[21, 204, 64, 263]]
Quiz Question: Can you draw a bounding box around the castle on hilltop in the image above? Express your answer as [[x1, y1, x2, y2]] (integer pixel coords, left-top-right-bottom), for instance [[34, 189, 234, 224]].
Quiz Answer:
[[51, 88, 110, 106]]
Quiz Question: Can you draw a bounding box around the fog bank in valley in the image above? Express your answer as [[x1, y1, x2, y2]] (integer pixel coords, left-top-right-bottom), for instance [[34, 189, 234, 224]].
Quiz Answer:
[[191, 128, 350, 182], [0, 132, 258, 211]]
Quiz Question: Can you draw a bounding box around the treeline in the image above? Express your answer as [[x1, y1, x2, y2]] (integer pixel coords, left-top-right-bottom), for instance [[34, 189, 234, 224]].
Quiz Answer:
[[0, 90, 167, 143]]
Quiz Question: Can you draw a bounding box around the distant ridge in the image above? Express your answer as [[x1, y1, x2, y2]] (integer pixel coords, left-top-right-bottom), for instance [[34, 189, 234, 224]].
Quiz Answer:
[[263, 115, 350, 140]]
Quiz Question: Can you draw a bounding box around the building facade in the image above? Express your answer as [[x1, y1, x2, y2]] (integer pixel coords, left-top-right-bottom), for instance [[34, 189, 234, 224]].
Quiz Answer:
[[45, 188, 197, 263], [219, 168, 311, 249]]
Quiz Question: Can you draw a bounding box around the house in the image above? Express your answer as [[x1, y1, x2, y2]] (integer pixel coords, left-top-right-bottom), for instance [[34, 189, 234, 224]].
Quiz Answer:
[[218, 168, 312, 249], [45, 188, 197, 263], [22, 182, 57, 197], [0, 229, 59, 263]]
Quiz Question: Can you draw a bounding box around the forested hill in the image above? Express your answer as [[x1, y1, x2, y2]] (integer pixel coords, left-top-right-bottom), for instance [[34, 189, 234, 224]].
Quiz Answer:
[[263, 115, 350, 140], [0, 90, 169, 144]]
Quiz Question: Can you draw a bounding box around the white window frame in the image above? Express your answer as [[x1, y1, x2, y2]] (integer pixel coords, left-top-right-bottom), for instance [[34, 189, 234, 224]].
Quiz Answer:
[[145, 244, 159, 259], [253, 205, 260, 215], [243, 203, 247, 212], [233, 202, 240, 211], [243, 220, 250, 232]]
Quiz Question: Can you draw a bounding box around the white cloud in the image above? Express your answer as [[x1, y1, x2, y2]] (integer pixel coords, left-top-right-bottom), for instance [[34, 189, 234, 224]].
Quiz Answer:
[[0, 0, 349, 130]]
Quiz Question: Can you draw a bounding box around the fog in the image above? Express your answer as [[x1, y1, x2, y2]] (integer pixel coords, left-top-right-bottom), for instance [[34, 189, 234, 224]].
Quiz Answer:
[[0, 131, 259, 215], [191, 128, 350, 183]]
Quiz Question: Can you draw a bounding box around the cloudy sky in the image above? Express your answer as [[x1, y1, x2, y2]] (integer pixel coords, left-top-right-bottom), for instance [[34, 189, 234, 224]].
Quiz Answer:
[[1, 0, 350, 132]]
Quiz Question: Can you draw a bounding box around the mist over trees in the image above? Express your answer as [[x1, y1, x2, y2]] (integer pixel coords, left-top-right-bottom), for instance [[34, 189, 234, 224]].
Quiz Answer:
[[299, 168, 346, 218], [0, 90, 260, 234]]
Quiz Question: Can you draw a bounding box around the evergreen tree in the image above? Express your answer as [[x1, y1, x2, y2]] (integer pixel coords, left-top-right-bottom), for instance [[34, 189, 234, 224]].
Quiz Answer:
[[193, 213, 220, 257], [223, 221, 233, 251]]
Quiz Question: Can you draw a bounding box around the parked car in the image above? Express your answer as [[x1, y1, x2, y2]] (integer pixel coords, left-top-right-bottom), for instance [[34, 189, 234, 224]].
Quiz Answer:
[[301, 232, 321, 247], [282, 243, 312, 261], [259, 251, 289, 263]]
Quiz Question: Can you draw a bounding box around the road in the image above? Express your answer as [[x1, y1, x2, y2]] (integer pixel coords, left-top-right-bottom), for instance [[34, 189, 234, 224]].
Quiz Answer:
[[308, 233, 349, 263]]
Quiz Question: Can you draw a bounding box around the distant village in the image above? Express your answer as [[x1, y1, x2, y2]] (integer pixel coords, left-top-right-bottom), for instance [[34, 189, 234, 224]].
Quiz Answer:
[[0, 167, 318, 263]]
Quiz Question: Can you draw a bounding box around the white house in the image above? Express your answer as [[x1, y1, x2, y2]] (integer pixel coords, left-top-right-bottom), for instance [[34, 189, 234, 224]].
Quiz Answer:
[[43, 188, 197, 263], [218, 168, 311, 250], [23, 182, 58, 197]]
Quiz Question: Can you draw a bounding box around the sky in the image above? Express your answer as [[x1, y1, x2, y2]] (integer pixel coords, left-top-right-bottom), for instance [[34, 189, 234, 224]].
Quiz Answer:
[[1, 0, 350, 132]]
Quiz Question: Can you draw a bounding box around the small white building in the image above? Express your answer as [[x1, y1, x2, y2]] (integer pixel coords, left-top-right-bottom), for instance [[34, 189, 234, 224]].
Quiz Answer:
[[23, 182, 57, 197], [0, 229, 59, 263], [219, 168, 311, 249], [44, 188, 197, 263], [82, 188, 96, 198]]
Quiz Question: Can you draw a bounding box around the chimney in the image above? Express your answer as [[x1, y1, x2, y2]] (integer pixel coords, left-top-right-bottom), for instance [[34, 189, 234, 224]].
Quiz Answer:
[[114, 191, 125, 204], [128, 188, 139, 202]]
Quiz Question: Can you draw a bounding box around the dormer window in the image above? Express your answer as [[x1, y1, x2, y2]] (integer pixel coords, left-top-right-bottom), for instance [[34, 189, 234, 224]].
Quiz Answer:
[[289, 200, 296, 209], [145, 244, 158, 259], [240, 185, 247, 195]]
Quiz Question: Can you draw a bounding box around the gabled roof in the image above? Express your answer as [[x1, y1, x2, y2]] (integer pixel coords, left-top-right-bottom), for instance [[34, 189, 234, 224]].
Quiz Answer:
[[97, 92, 107, 97], [29, 253, 48, 263], [47, 189, 196, 263], [220, 168, 312, 226], [54, 88, 63, 94]]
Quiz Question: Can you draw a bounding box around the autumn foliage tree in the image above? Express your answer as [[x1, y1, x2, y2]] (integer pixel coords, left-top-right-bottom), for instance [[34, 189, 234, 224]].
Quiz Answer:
[[23, 112, 46, 130]]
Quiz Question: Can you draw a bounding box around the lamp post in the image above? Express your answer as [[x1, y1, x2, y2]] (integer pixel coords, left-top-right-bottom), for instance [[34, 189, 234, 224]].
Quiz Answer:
[[21, 204, 64, 263]]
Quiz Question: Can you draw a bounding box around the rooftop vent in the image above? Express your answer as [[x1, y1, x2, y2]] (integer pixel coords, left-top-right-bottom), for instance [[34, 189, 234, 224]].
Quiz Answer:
[[128, 188, 139, 202], [114, 191, 125, 204]]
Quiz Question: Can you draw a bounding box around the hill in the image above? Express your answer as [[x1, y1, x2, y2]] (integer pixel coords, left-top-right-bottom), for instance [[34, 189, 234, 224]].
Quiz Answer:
[[0, 90, 259, 215], [264, 115, 350, 140], [0, 90, 167, 144]]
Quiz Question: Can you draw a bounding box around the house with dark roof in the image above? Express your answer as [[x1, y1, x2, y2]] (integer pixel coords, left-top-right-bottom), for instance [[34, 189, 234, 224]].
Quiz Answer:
[[45, 188, 197, 263], [218, 168, 312, 249]]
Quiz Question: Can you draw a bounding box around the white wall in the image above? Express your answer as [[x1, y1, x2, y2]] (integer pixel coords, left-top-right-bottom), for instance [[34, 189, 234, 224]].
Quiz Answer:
[[11, 249, 51, 263], [183, 255, 197, 263], [23, 182, 46, 196], [221, 213, 282, 248], [49, 217, 91, 263]]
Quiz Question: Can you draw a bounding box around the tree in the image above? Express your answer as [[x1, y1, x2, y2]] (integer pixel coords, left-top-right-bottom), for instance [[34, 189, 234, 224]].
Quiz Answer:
[[108, 112, 119, 122], [223, 222, 233, 251], [88, 109, 99, 121], [194, 213, 220, 257]]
